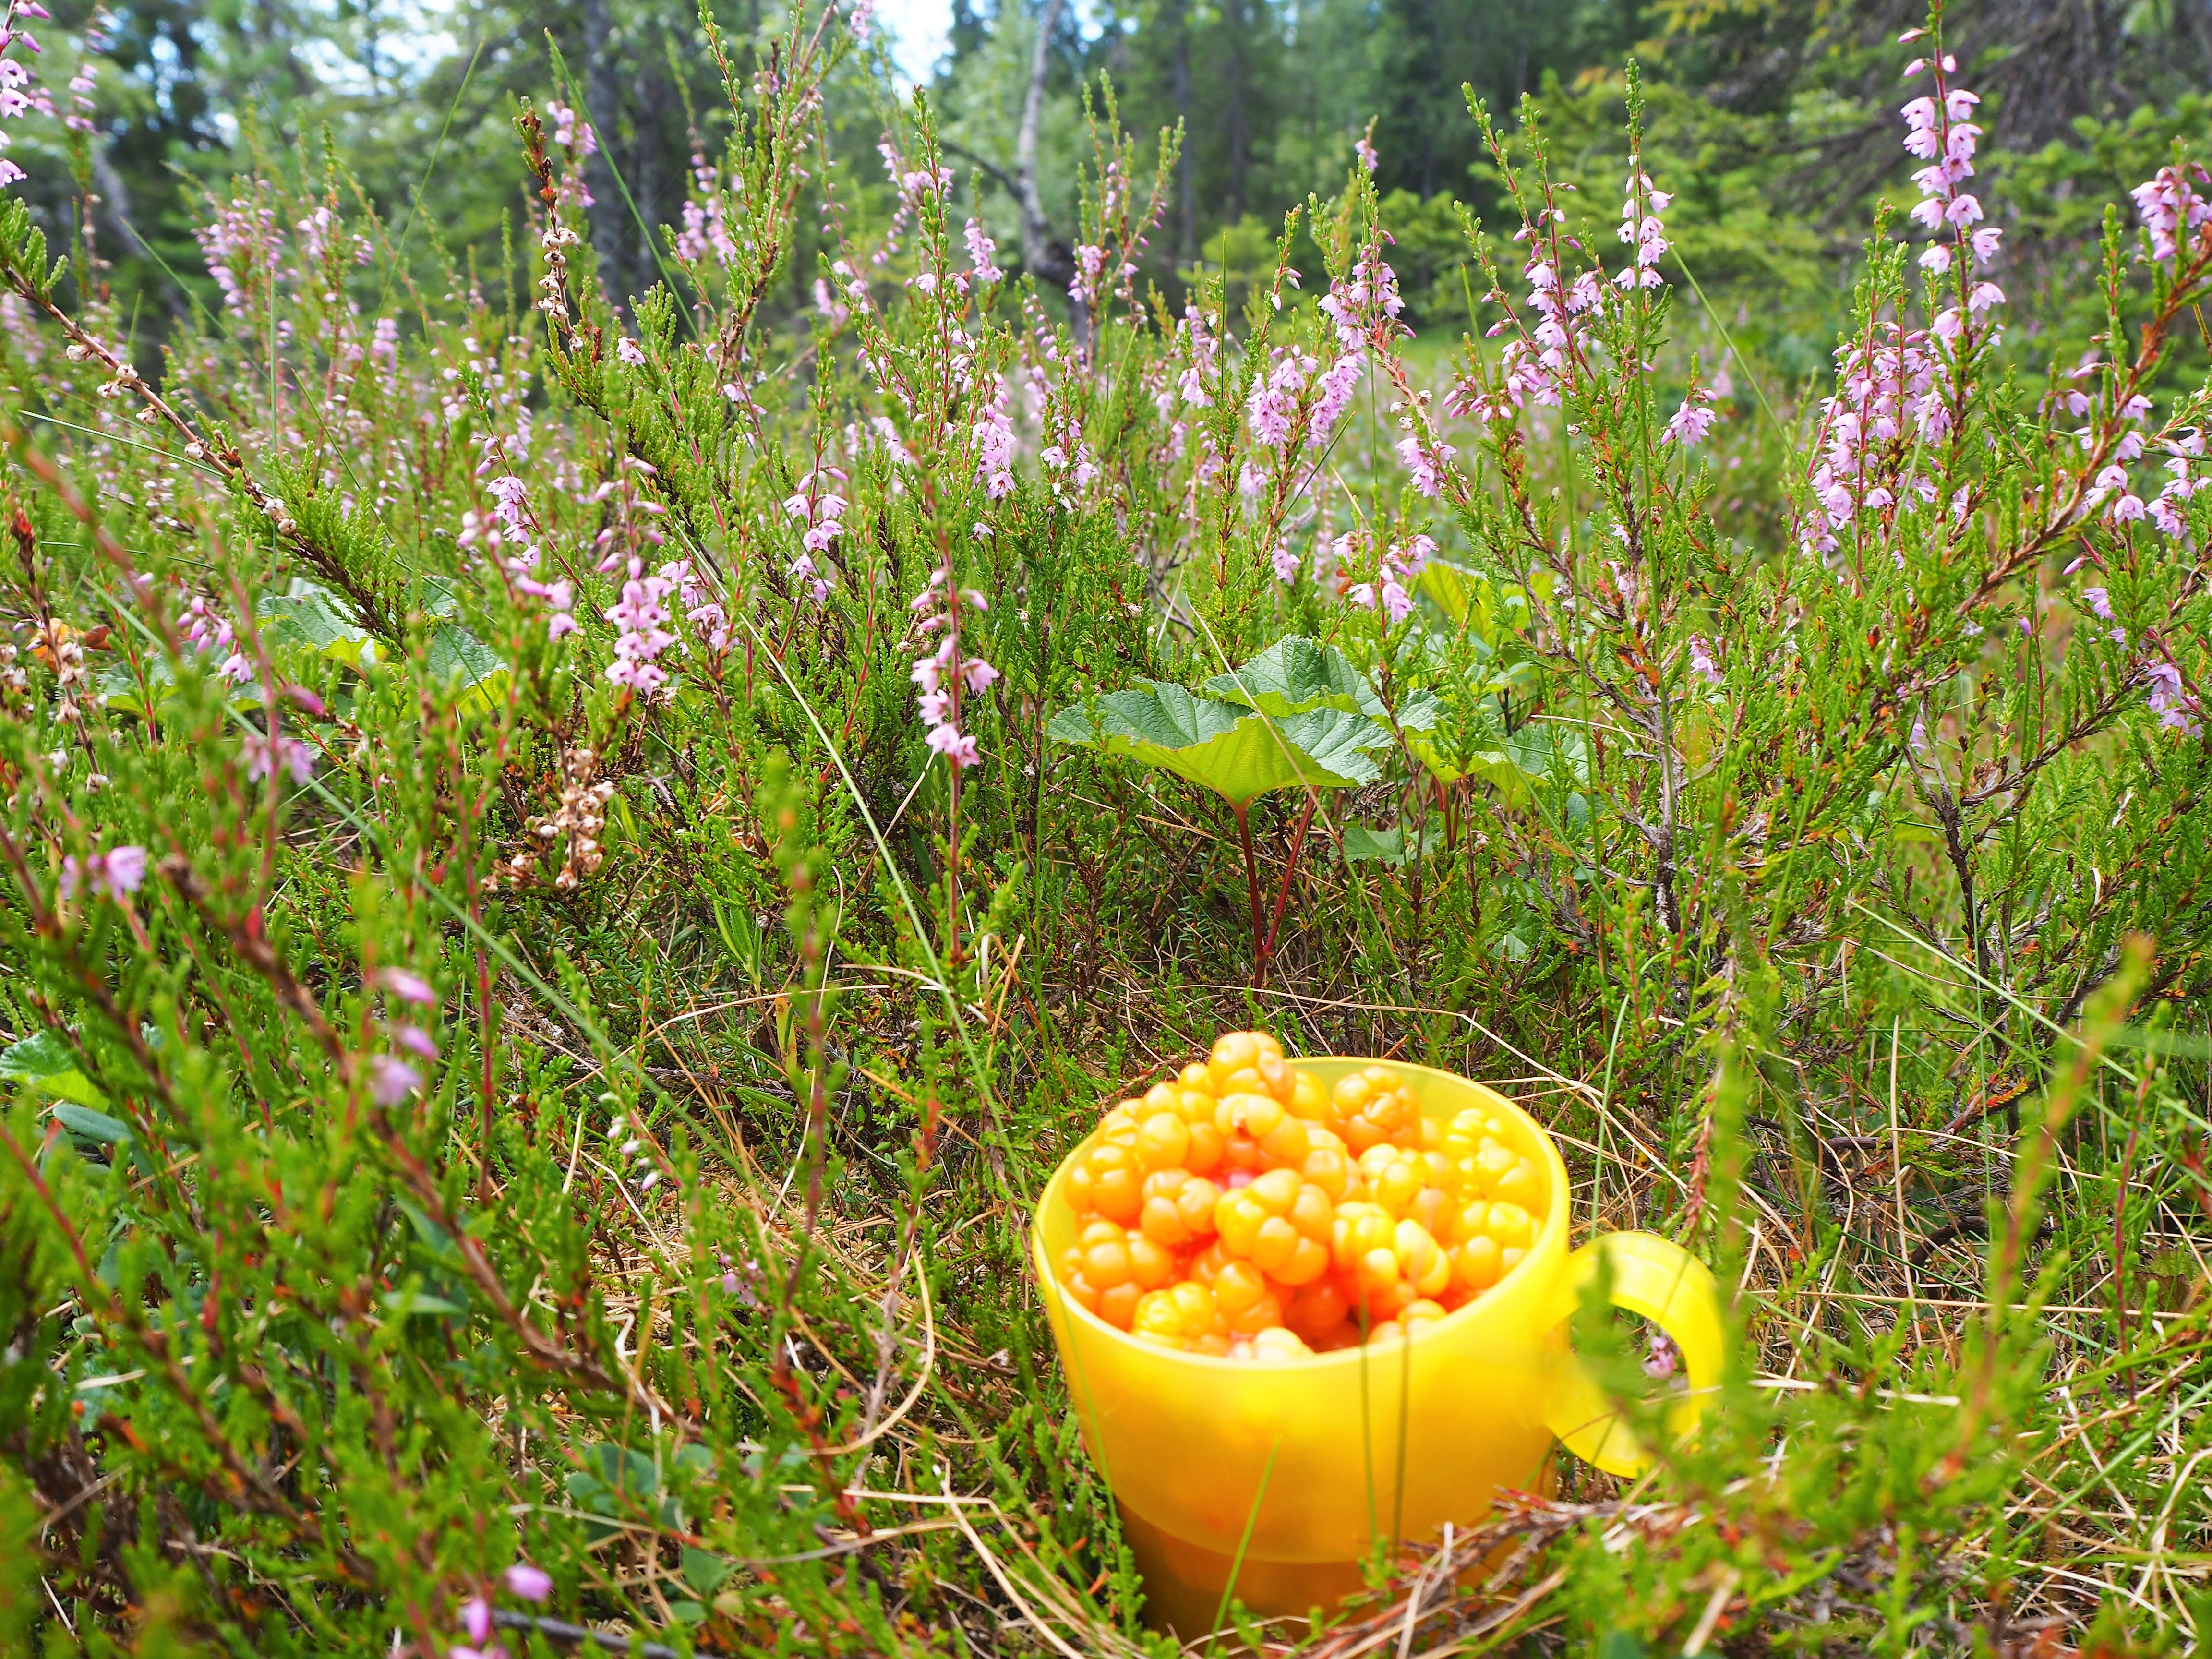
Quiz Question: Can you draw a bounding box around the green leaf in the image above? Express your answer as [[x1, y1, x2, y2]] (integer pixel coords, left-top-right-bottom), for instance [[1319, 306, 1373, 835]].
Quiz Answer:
[[0, 1031, 107, 1108], [591, 1443, 659, 1498], [51, 1103, 133, 1147], [1048, 682, 1386, 805], [1202, 636, 1384, 719], [379, 1288, 467, 1317], [1340, 824, 1444, 866], [1203, 636, 1442, 734], [667, 1600, 709, 1626], [680, 1546, 732, 1594], [426, 625, 510, 716], [259, 579, 377, 668]]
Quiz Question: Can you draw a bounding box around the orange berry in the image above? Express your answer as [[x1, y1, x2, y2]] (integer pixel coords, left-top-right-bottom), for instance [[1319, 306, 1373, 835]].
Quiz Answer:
[[1207, 1031, 1284, 1095], [1486, 1202, 1534, 1251], [1188, 1239, 1233, 1286], [1082, 1235, 1134, 1290], [1065, 1162, 1097, 1214], [1142, 1081, 1180, 1113], [1170, 1279, 1220, 1336], [1183, 1119, 1226, 1174], [1217, 1092, 1286, 1142], [1454, 1200, 1491, 1244], [1332, 1203, 1395, 1274], [1395, 1218, 1451, 1297], [1094, 1169, 1142, 1224], [1286, 1277, 1348, 1338], [1136, 1111, 1191, 1173], [1408, 1186, 1451, 1239], [1358, 1246, 1401, 1295], [1129, 1235, 1175, 1290], [1301, 1144, 1354, 1202], [1250, 1214, 1301, 1275], [1454, 1234, 1503, 1293], [1215, 1189, 1267, 1258], [1248, 1166, 1301, 1214], [1178, 1062, 1215, 1094], [1224, 1291, 1284, 1338], [1212, 1259, 1271, 1319], [1140, 1194, 1191, 1248], [1289, 1071, 1328, 1119], [1258, 1115, 1314, 1168], [1271, 1234, 1332, 1286], [1133, 1289, 1187, 1346], [1097, 1282, 1140, 1329], [1500, 1247, 1526, 1276], [1288, 1181, 1334, 1240], [1372, 1157, 1422, 1218]]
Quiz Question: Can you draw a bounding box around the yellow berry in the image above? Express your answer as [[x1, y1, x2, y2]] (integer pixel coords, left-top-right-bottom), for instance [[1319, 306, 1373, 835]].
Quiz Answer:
[[1492, 1157, 1541, 1209], [1249, 1325, 1313, 1361], [1215, 1189, 1268, 1258], [1454, 1234, 1503, 1292], [1135, 1111, 1191, 1173], [1486, 1202, 1534, 1251]]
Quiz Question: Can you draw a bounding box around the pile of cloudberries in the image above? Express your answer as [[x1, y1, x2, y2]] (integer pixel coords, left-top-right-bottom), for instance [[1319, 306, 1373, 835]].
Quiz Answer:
[[1052, 1032, 1547, 1360]]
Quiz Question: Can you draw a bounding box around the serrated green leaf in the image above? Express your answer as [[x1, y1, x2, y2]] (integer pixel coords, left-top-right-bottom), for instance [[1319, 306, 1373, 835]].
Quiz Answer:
[[426, 625, 510, 715], [680, 1547, 732, 1594], [259, 579, 377, 668], [1202, 636, 1384, 718], [1340, 824, 1445, 866], [1048, 682, 1385, 804], [0, 1031, 107, 1108]]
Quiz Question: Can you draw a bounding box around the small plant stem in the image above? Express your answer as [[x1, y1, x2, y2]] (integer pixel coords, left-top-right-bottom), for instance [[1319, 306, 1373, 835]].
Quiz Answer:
[[1262, 793, 1316, 963], [1231, 800, 1267, 986]]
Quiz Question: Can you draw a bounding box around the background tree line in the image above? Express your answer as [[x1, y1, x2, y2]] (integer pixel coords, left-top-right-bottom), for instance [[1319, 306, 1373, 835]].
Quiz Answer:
[[27, 0, 2212, 362]]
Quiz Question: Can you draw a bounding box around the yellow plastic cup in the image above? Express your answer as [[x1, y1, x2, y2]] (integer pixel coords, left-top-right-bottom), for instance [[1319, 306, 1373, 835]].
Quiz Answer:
[[1031, 1057, 1725, 1635]]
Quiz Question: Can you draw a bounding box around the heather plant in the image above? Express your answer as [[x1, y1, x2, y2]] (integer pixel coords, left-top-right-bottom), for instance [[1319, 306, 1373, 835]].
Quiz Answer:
[[0, 2, 2210, 1656]]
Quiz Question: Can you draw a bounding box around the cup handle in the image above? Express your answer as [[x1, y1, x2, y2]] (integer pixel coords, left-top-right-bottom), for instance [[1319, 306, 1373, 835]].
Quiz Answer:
[[1541, 1232, 1726, 1478]]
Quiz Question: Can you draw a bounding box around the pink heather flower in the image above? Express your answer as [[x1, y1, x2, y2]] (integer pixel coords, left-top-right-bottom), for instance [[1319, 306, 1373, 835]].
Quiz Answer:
[[1354, 132, 1378, 173], [242, 730, 315, 785], [1394, 432, 1453, 497], [504, 1564, 552, 1603], [2145, 660, 2203, 735], [1663, 394, 1718, 447], [616, 337, 646, 365], [394, 1025, 441, 1061], [1271, 541, 1301, 582], [2109, 493, 2146, 523], [926, 724, 981, 767], [2082, 586, 2115, 621], [369, 1055, 422, 1107], [459, 1599, 492, 1645], [2131, 163, 2212, 263], [963, 219, 1001, 285], [59, 844, 148, 902], [380, 969, 437, 1005], [1688, 638, 1723, 685], [2151, 495, 2188, 536]]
